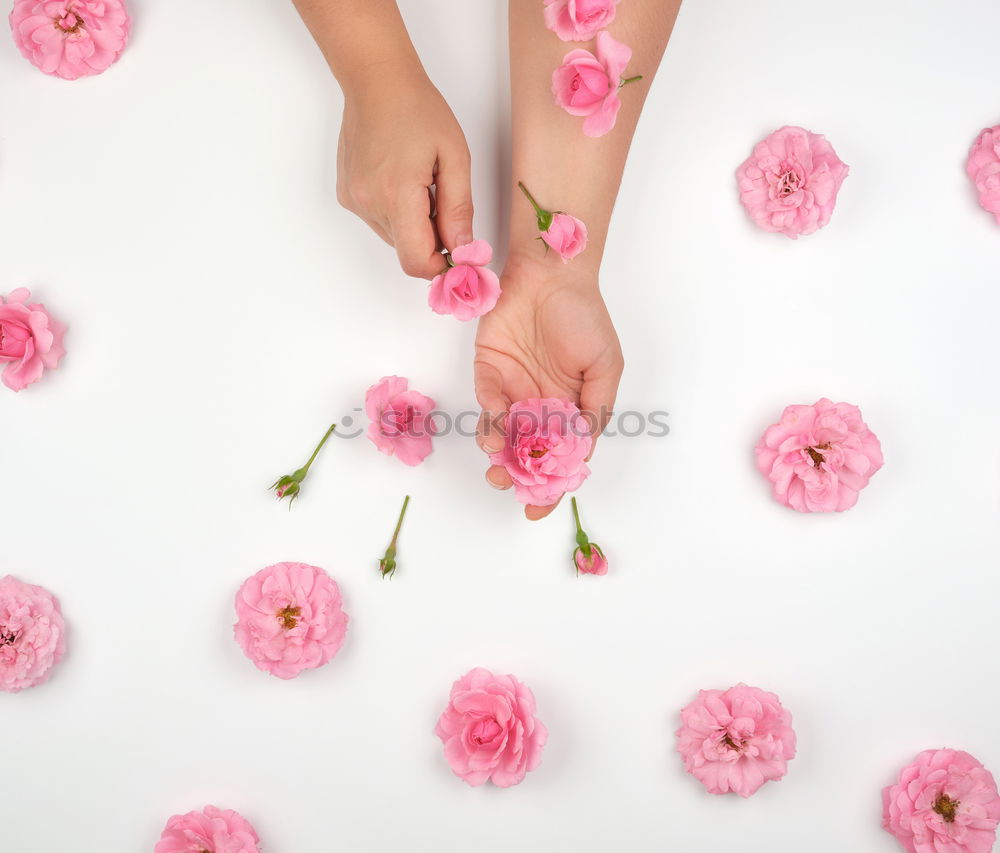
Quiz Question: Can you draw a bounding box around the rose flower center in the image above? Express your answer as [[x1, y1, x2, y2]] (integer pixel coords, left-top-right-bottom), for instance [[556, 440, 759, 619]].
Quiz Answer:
[[721, 733, 744, 752], [775, 166, 803, 198], [55, 11, 85, 33], [932, 793, 960, 823], [0, 628, 17, 647], [276, 605, 302, 630], [386, 405, 415, 435], [805, 442, 832, 469]]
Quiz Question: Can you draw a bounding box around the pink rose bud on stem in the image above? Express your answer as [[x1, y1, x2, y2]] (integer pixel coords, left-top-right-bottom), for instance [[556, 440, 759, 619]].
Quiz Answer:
[[270, 423, 336, 507], [378, 495, 410, 579], [517, 181, 589, 262], [571, 497, 607, 576]]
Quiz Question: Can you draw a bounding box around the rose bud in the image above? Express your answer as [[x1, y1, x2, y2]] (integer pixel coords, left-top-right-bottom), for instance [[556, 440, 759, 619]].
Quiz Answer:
[[571, 497, 607, 576], [377, 495, 411, 579], [517, 181, 588, 262], [269, 423, 336, 507]]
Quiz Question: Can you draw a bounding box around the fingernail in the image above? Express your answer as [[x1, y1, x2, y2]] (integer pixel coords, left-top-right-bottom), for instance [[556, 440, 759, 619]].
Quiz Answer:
[[486, 470, 506, 489]]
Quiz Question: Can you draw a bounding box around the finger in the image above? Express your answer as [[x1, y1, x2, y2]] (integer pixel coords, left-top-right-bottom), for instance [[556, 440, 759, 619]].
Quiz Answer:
[[474, 361, 509, 454], [525, 497, 561, 521], [389, 185, 447, 280], [485, 465, 512, 490], [433, 144, 474, 251], [359, 214, 392, 247], [579, 363, 623, 460]]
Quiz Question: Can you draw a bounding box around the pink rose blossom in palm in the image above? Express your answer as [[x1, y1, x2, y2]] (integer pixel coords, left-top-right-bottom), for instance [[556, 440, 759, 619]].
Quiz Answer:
[[676, 684, 797, 798], [365, 375, 437, 467], [234, 562, 348, 680], [543, 0, 619, 42], [966, 125, 1000, 225], [882, 749, 1000, 853], [155, 805, 261, 853], [10, 0, 130, 80], [435, 667, 548, 788], [0, 288, 66, 392], [428, 240, 501, 321], [736, 126, 849, 238], [551, 31, 636, 138], [489, 397, 592, 506], [755, 398, 884, 513], [0, 575, 66, 693]]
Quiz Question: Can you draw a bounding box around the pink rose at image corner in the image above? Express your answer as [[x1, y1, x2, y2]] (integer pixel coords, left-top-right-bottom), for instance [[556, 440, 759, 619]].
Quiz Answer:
[[755, 398, 883, 514], [365, 375, 437, 467], [552, 30, 638, 138], [489, 397, 593, 507], [676, 684, 797, 798], [967, 125, 1000, 225], [428, 240, 501, 321], [736, 125, 850, 238], [435, 667, 548, 788], [0, 575, 66, 693], [155, 805, 262, 853], [882, 749, 1000, 853], [0, 288, 66, 392], [233, 562, 348, 680], [543, 0, 620, 42], [10, 0, 130, 81]]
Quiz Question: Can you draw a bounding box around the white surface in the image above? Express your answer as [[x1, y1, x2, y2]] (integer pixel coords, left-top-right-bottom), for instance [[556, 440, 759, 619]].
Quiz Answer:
[[2, 1, 999, 850]]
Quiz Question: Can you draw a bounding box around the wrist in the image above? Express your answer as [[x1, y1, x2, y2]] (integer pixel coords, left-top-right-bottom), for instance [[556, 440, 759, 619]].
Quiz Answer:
[[337, 52, 429, 103]]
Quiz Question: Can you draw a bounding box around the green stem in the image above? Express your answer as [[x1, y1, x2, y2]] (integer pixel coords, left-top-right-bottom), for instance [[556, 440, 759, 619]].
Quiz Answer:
[[389, 495, 410, 548], [620, 75, 643, 87], [301, 424, 336, 474], [571, 496, 583, 535], [571, 496, 591, 555], [517, 181, 546, 217]]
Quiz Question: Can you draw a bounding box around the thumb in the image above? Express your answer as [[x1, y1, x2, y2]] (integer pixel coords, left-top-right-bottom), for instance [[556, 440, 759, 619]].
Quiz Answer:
[[434, 145, 475, 252], [580, 367, 622, 461]]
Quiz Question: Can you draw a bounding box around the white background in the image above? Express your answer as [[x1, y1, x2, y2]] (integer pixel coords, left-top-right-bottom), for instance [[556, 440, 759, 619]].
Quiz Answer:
[[2, 1, 999, 851]]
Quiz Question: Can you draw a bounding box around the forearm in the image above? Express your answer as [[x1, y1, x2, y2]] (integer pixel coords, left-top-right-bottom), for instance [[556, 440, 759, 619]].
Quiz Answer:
[[508, 0, 681, 267], [291, 0, 426, 94]]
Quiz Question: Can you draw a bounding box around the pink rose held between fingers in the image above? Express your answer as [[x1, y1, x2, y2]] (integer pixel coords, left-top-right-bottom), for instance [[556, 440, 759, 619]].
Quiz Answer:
[[967, 124, 1000, 225], [736, 126, 849, 238], [428, 240, 501, 321], [676, 684, 797, 798], [0, 288, 66, 392], [10, 0, 130, 80], [755, 398, 884, 513], [435, 667, 548, 788], [489, 397, 593, 507]]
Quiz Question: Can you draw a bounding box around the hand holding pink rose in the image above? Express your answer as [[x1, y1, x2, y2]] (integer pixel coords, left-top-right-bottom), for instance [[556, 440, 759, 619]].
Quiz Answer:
[[428, 240, 502, 321]]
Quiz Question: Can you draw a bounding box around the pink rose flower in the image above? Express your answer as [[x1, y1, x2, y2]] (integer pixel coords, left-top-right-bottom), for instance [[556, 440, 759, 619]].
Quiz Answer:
[[428, 240, 501, 321], [0, 575, 66, 693], [10, 0, 130, 81], [676, 683, 797, 798], [543, 0, 619, 42], [365, 375, 437, 467], [233, 562, 348, 680], [736, 126, 850, 238], [489, 397, 592, 506], [0, 288, 66, 392], [551, 31, 634, 138], [966, 125, 1000, 225], [574, 545, 607, 575], [755, 398, 884, 513], [434, 667, 548, 788], [542, 213, 589, 261], [155, 805, 261, 853], [883, 749, 1000, 853]]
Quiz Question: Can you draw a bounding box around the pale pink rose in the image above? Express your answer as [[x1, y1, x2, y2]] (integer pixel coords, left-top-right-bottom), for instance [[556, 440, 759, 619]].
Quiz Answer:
[[882, 749, 1000, 853], [736, 126, 850, 238], [428, 240, 501, 321], [233, 562, 348, 680], [434, 667, 548, 788], [155, 805, 261, 853], [10, 0, 130, 80], [755, 398, 884, 513], [543, 0, 619, 42], [542, 213, 589, 262], [0, 288, 66, 392], [574, 545, 607, 575], [967, 126, 1000, 225], [0, 575, 66, 693], [676, 683, 797, 798], [365, 375, 437, 467], [489, 397, 592, 506], [551, 31, 633, 138]]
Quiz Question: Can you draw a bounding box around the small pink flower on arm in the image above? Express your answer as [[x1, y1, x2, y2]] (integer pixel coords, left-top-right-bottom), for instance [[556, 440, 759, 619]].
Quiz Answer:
[[551, 31, 638, 138], [0, 288, 66, 392], [967, 124, 1000, 225], [543, 0, 620, 42], [155, 805, 262, 853], [10, 0, 130, 80], [517, 181, 588, 262], [365, 376, 437, 467], [736, 126, 850, 238], [428, 240, 501, 321]]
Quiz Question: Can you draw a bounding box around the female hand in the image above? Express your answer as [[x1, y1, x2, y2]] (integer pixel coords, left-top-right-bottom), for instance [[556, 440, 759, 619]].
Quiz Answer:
[[474, 252, 624, 520]]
